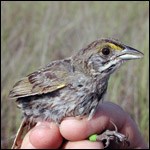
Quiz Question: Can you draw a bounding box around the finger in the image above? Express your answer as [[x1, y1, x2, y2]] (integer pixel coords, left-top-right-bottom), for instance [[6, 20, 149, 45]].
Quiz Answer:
[[60, 113, 108, 141], [120, 115, 147, 149], [21, 122, 63, 149], [63, 140, 104, 149], [60, 101, 128, 141]]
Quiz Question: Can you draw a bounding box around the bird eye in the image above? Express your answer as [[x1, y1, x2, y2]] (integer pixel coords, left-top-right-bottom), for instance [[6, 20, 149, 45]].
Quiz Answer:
[[101, 48, 110, 55]]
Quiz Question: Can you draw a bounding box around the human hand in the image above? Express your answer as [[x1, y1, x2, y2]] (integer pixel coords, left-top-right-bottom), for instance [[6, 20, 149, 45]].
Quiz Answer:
[[21, 101, 148, 149]]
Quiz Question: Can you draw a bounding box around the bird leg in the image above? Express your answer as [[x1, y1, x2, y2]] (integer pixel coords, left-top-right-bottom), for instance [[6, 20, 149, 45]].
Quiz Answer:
[[89, 121, 130, 148]]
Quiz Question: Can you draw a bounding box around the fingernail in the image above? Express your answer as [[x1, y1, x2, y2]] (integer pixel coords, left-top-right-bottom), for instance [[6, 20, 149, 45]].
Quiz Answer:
[[35, 122, 55, 129], [36, 122, 42, 126]]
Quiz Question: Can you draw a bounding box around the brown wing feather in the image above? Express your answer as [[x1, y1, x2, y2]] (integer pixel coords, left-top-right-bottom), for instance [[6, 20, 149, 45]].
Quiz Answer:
[[9, 59, 72, 99]]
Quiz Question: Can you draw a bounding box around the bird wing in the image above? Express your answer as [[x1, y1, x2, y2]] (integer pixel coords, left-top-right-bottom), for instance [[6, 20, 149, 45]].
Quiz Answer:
[[9, 59, 73, 99]]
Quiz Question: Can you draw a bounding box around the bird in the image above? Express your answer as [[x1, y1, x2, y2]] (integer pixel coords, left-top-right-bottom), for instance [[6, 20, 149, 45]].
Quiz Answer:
[[9, 38, 143, 149]]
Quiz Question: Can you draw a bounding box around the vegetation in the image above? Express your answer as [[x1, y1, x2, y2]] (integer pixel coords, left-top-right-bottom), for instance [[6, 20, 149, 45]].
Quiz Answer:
[[1, 1, 149, 148]]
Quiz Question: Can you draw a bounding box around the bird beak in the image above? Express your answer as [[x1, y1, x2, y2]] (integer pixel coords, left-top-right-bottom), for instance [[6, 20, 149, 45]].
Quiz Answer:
[[118, 46, 144, 60]]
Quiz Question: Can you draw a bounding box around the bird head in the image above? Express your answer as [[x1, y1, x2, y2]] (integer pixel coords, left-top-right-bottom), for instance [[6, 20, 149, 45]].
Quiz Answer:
[[73, 38, 144, 78]]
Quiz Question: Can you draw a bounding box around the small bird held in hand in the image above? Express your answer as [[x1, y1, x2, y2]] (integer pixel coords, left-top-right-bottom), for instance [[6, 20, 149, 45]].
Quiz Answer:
[[9, 38, 143, 149]]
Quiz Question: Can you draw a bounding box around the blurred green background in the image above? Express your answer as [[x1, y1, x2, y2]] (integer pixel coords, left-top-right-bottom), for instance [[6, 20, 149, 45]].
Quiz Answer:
[[1, 1, 149, 148]]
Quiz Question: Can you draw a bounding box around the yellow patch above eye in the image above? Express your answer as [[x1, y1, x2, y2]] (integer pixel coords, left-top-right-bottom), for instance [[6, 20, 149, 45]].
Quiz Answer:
[[107, 43, 123, 51]]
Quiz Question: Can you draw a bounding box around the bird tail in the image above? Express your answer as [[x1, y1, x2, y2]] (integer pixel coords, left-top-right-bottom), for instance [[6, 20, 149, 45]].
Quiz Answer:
[[11, 118, 36, 149]]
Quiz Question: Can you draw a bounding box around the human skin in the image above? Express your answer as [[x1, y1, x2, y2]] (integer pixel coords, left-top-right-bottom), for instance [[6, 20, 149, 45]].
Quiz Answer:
[[20, 102, 148, 149]]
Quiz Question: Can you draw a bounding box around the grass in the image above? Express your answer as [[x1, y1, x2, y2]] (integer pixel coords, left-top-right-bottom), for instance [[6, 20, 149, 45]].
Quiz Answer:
[[1, 1, 149, 148]]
